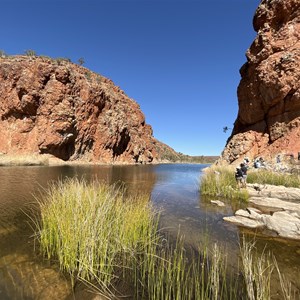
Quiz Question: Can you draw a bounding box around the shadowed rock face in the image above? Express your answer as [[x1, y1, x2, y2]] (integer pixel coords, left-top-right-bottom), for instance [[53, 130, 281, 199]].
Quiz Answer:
[[221, 0, 300, 164], [0, 56, 158, 163]]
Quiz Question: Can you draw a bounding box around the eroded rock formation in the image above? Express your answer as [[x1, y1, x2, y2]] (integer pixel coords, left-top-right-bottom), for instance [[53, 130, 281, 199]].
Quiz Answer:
[[221, 0, 300, 164], [0, 55, 159, 163]]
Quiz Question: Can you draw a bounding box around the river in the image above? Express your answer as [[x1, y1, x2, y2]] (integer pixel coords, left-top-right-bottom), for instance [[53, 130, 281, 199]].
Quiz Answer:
[[0, 164, 299, 299]]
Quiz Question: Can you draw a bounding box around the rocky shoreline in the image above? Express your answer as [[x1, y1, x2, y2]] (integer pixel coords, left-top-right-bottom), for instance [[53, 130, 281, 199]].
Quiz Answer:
[[224, 183, 300, 240]]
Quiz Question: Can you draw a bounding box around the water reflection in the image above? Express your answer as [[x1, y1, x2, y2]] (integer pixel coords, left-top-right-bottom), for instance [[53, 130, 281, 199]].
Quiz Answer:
[[0, 164, 299, 299]]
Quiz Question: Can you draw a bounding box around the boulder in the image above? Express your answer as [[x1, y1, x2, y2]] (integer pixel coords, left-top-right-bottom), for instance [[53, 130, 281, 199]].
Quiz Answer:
[[263, 211, 300, 240]]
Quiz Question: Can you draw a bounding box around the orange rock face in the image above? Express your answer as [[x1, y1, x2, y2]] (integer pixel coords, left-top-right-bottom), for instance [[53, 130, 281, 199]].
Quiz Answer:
[[221, 0, 300, 164], [0, 56, 158, 163]]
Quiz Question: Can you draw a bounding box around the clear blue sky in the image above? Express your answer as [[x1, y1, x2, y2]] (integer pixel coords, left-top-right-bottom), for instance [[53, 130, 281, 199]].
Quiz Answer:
[[1, 0, 260, 156]]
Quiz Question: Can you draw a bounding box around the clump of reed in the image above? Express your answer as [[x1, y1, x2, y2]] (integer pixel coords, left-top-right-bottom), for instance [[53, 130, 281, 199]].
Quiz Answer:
[[34, 179, 297, 299], [35, 178, 159, 294], [247, 169, 300, 188], [240, 238, 273, 300], [0, 154, 49, 166], [239, 237, 299, 300], [34, 179, 239, 298], [200, 166, 249, 201]]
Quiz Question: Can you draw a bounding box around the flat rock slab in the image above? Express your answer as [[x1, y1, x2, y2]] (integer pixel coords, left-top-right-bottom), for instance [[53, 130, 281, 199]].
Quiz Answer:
[[247, 184, 300, 201], [250, 197, 300, 214], [224, 192, 300, 240], [263, 211, 300, 240], [223, 215, 264, 228]]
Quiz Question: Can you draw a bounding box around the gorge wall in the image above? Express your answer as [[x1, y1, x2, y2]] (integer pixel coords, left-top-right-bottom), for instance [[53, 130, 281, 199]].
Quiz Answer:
[[0, 55, 159, 164], [221, 0, 300, 164]]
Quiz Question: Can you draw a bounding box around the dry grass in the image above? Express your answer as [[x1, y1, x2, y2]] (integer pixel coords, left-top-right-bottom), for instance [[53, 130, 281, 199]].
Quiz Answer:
[[0, 154, 49, 166]]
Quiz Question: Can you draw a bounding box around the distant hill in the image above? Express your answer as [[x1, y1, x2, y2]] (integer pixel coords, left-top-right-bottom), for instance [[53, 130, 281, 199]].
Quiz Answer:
[[154, 139, 218, 163]]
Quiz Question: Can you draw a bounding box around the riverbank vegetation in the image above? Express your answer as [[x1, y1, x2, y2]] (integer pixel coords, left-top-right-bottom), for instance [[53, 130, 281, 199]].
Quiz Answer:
[[200, 166, 249, 201], [200, 165, 300, 200], [0, 154, 49, 166], [247, 169, 300, 188], [32, 178, 297, 299]]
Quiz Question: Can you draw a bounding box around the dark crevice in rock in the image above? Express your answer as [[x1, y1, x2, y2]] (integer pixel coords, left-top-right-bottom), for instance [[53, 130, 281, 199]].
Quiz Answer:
[[113, 128, 130, 157], [42, 74, 51, 86], [17, 88, 27, 100], [76, 138, 94, 157], [39, 128, 78, 161]]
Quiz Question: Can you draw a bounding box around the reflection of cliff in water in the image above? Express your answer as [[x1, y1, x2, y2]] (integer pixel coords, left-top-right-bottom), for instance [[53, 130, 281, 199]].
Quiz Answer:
[[0, 165, 157, 299]]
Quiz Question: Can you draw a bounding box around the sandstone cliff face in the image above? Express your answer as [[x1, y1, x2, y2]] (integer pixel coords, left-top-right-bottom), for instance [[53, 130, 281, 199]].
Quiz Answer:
[[0, 55, 158, 163], [221, 0, 300, 164]]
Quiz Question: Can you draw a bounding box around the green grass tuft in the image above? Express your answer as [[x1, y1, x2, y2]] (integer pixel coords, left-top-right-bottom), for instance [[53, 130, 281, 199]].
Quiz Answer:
[[33, 178, 297, 299], [200, 166, 249, 201], [247, 169, 300, 188]]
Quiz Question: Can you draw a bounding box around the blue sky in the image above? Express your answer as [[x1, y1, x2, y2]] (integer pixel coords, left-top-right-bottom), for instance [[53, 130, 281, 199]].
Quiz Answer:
[[1, 0, 260, 156]]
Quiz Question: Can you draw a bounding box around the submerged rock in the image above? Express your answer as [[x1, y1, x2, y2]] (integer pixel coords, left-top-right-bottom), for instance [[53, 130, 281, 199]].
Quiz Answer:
[[210, 200, 225, 207]]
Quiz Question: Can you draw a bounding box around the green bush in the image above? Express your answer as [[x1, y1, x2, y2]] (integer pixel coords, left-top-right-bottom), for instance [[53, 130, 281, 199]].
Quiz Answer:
[[24, 49, 36, 56]]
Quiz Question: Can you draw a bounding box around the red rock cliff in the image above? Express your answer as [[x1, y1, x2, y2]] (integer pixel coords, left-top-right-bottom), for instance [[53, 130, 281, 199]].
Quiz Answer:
[[221, 0, 300, 164], [0, 55, 158, 163]]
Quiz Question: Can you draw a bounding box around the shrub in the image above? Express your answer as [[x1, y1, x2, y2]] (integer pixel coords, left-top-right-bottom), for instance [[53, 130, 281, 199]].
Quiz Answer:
[[24, 49, 37, 56], [0, 49, 7, 57], [78, 57, 85, 65]]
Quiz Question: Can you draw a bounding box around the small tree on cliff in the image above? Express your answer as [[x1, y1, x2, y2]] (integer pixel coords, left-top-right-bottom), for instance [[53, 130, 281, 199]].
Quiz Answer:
[[78, 57, 85, 66], [24, 49, 36, 57], [0, 50, 7, 57]]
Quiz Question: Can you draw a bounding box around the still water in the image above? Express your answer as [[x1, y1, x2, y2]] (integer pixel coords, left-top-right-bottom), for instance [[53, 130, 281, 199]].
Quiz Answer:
[[0, 164, 299, 299]]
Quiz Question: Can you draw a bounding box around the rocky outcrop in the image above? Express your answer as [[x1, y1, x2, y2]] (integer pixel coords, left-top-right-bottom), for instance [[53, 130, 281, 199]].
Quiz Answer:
[[221, 0, 300, 164], [224, 184, 300, 240], [0, 55, 160, 164]]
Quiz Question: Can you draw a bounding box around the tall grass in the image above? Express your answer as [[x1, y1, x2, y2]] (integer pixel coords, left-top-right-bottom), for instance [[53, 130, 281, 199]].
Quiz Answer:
[[36, 178, 159, 294], [247, 169, 300, 188], [34, 179, 238, 298], [240, 238, 273, 300], [33, 179, 297, 299], [200, 166, 249, 201]]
